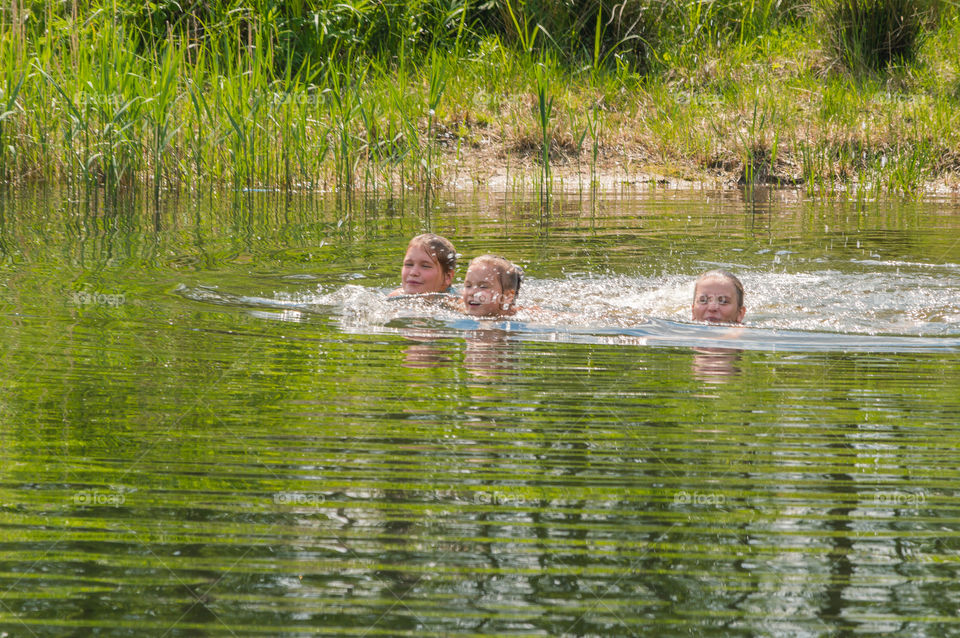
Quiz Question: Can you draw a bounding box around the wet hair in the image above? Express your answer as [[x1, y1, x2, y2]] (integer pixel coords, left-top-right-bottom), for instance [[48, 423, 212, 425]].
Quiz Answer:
[[470, 255, 523, 296], [407, 233, 457, 275], [694, 270, 744, 308]]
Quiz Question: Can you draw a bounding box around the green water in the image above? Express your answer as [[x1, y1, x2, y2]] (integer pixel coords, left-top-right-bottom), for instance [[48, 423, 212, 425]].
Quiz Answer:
[[1, 188, 959, 636]]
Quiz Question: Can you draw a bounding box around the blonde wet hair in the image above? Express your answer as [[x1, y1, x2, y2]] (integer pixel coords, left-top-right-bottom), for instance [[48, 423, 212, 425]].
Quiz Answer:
[[469, 255, 523, 296], [694, 269, 744, 309], [408, 233, 457, 276]]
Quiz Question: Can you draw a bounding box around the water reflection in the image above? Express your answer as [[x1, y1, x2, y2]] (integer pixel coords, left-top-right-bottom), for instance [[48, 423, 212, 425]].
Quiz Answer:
[[399, 326, 519, 377], [400, 329, 453, 369], [691, 347, 743, 383], [3, 188, 960, 636], [463, 328, 514, 377]]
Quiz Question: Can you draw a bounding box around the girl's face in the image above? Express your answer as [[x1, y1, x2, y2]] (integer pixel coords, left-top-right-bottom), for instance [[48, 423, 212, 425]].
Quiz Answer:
[[401, 245, 452, 294], [462, 262, 514, 317], [692, 277, 745, 324]]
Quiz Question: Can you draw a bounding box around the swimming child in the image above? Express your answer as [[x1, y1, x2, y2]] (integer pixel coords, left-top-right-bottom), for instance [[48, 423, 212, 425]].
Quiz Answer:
[[388, 233, 457, 297], [691, 269, 746, 324], [461, 255, 523, 317]]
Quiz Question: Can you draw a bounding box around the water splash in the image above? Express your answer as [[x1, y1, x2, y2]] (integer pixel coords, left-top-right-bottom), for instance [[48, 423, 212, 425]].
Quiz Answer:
[[176, 259, 960, 352]]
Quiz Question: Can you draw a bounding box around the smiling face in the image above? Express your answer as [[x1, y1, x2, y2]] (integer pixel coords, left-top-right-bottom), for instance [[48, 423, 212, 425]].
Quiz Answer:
[[400, 245, 452, 294], [692, 276, 745, 324], [462, 261, 516, 317]]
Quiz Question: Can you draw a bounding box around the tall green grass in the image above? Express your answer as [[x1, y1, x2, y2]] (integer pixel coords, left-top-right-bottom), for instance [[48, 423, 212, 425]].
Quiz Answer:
[[817, 0, 939, 73], [0, 0, 957, 199], [147, 41, 181, 203], [425, 48, 450, 197], [0, 41, 25, 184], [534, 57, 554, 208]]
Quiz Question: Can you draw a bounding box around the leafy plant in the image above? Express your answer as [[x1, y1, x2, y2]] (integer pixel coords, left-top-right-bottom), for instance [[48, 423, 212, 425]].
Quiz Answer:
[[817, 0, 939, 73]]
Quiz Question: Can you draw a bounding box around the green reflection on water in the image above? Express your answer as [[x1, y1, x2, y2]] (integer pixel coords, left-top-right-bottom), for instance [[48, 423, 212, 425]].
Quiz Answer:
[[1, 187, 959, 636]]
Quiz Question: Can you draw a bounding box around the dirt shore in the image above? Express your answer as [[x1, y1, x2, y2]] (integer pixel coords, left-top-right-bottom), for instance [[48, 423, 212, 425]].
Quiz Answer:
[[441, 145, 960, 198]]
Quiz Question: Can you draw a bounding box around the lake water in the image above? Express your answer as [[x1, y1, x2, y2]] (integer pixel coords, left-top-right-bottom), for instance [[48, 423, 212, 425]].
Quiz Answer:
[[1, 186, 959, 636]]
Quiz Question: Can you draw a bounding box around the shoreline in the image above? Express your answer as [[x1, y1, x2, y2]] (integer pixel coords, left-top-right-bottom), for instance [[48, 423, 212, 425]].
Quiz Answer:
[[2, 4, 959, 200], [441, 147, 960, 199]]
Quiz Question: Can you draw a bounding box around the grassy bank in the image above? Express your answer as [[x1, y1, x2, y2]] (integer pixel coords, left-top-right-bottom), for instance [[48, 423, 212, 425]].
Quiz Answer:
[[0, 1, 958, 199]]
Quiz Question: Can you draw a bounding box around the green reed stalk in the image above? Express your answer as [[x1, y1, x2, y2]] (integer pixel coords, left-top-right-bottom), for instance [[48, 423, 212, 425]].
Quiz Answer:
[[425, 48, 449, 194], [355, 74, 380, 193], [586, 104, 601, 193], [389, 45, 417, 192], [736, 89, 776, 189], [568, 107, 589, 194], [275, 50, 312, 191], [96, 24, 143, 195], [534, 59, 554, 208], [185, 45, 213, 189], [392, 77, 419, 194], [251, 23, 273, 188], [592, 4, 603, 75], [28, 15, 58, 183], [327, 59, 366, 194], [147, 41, 181, 204], [36, 59, 91, 191], [796, 140, 814, 196], [503, 0, 540, 55], [885, 141, 930, 198], [216, 24, 264, 189], [0, 61, 25, 184], [382, 76, 407, 192], [305, 84, 330, 191], [371, 61, 406, 191]]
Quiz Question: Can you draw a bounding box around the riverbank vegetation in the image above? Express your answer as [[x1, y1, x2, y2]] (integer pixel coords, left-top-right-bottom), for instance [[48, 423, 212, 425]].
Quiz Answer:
[[0, 0, 958, 199]]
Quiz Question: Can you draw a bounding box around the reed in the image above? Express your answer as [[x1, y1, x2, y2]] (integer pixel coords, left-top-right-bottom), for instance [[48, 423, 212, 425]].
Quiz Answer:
[[326, 58, 366, 195], [383, 70, 411, 192], [534, 57, 554, 208], [586, 104, 602, 192], [36, 57, 91, 192], [0, 0, 957, 198], [356, 81, 379, 194], [736, 89, 776, 188], [146, 40, 181, 203], [92, 23, 144, 195], [185, 69, 212, 189], [425, 48, 450, 196], [503, 0, 541, 56], [567, 108, 588, 194], [274, 52, 315, 191], [885, 140, 932, 196], [0, 56, 25, 185], [817, 0, 937, 73], [214, 20, 268, 188]]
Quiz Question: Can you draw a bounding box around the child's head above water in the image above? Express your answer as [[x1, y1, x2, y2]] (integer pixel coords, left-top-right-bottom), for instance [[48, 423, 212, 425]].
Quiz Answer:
[[691, 269, 745, 324], [462, 255, 523, 317], [396, 233, 457, 295]]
